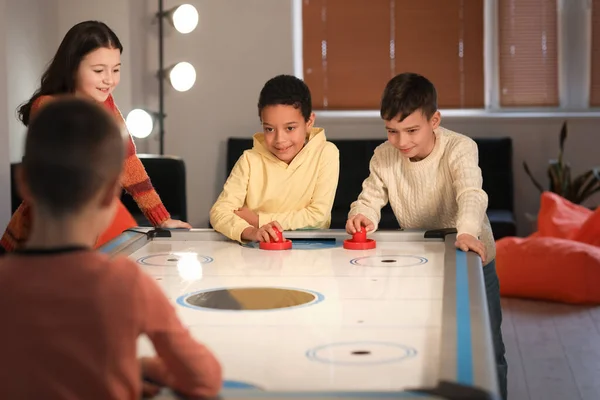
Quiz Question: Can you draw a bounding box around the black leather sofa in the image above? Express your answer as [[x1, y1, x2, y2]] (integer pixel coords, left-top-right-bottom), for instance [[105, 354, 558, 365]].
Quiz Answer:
[[8, 137, 516, 240], [225, 136, 517, 240]]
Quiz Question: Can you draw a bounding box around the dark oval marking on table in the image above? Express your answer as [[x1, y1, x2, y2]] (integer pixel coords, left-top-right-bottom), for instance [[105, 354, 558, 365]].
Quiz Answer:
[[350, 255, 428, 268], [306, 341, 418, 365], [137, 253, 214, 267], [185, 288, 317, 310]]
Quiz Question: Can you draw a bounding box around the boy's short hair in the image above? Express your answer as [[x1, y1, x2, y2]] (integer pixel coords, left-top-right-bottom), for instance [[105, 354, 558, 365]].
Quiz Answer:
[[257, 74, 312, 121], [380, 72, 438, 121], [23, 97, 125, 216]]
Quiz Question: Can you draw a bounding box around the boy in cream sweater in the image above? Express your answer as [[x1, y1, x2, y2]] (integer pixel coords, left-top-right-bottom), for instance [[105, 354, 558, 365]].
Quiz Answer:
[[210, 75, 340, 243], [346, 73, 507, 399]]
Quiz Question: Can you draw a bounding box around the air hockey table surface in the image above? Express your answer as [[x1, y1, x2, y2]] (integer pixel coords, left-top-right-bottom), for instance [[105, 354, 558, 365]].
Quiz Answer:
[[101, 228, 500, 400]]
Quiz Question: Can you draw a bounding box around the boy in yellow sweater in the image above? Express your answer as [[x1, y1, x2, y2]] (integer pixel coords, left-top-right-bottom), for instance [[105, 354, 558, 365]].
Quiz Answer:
[[346, 73, 507, 400], [210, 75, 340, 243]]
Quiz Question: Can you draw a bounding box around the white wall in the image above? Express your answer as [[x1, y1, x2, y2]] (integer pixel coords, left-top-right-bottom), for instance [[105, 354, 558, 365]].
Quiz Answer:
[[1, 0, 56, 225], [6, 0, 58, 163], [0, 0, 11, 230]]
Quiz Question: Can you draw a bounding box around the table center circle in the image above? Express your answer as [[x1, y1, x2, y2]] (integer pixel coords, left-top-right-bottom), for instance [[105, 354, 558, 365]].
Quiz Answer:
[[182, 287, 321, 311]]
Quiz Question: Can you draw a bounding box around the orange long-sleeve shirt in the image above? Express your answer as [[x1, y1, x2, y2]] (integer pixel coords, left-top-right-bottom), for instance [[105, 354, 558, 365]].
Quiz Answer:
[[0, 248, 222, 399], [0, 94, 171, 253]]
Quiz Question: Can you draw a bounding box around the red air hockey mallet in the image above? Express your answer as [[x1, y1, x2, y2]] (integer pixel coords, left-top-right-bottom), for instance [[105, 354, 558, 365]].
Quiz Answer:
[[259, 226, 293, 250], [343, 227, 376, 250]]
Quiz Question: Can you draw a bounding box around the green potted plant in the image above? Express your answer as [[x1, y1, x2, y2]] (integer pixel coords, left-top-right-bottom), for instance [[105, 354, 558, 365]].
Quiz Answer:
[[523, 121, 600, 206]]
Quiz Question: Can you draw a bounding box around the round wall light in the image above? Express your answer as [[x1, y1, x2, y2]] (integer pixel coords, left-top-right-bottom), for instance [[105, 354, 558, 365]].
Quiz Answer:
[[126, 108, 154, 138], [171, 4, 199, 34], [168, 61, 196, 92]]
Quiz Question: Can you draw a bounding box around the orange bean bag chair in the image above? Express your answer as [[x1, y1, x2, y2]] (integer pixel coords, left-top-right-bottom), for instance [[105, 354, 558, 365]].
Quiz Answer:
[[94, 198, 138, 248], [572, 207, 600, 247], [496, 236, 600, 304], [536, 191, 593, 239], [496, 192, 600, 304]]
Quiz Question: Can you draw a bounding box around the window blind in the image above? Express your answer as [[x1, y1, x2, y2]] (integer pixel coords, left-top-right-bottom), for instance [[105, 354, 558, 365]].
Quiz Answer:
[[302, 0, 485, 110], [497, 0, 558, 107]]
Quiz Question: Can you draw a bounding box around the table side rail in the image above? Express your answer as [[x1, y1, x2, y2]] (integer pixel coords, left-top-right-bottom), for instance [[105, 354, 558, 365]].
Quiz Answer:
[[130, 228, 447, 243], [423, 233, 500, 400], [98, 230, 149, 257]]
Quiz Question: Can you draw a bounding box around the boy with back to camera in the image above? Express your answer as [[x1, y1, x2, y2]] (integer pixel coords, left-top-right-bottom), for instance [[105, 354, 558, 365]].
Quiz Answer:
[[346, 72, 508, 399], [210, 74, 340, 243], [0, 97, 222, 400]]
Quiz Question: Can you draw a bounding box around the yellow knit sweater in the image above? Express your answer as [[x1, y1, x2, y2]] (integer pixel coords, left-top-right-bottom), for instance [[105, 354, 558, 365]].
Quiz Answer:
[[210, 127, 340, 242]]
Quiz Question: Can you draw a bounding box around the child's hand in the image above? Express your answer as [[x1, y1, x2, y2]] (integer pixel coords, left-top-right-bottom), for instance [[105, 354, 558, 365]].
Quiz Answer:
[[346, 214, 375, 235], [455, 233, 486, 263], [257, 221, 284, 242], [159, 218, 192, 229], [142, 379, 162, 398], [234, 207, 259, 227], [242, 221, 284, 242], [140, 357, 166, 397]]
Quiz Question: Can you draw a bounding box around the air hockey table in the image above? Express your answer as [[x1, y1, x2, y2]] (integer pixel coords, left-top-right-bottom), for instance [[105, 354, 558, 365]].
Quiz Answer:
[[100, 227, 501, 400]]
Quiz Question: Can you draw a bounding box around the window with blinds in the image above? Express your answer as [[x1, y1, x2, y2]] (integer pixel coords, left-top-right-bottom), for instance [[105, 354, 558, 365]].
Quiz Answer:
[[497, 0, 558, 107], [590, 0, 600, 106], [301, 0, 485, 110]]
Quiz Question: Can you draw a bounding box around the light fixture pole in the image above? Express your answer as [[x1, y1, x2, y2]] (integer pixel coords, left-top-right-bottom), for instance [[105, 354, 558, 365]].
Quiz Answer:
[[158, 0, 166, 155], [125, 2, 198, 148]]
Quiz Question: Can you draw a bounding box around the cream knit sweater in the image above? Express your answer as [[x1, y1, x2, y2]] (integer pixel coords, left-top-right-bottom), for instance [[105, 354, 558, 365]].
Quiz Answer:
[[348, 126, 496, 265]]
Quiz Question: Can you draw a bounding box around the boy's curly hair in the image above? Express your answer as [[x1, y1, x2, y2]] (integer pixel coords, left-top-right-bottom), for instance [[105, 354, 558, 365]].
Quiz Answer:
[[258, 74, 312, 121]]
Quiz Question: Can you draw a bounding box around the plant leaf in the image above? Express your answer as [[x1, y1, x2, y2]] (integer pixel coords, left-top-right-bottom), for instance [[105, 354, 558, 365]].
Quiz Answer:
[[558, 121, 567, 165], [548, 161, 567, 195], [579, 185, 600, 204], [572, 170, 593, 189], [577, 168, 600, 203], [563, 164, 572, 200], [523, 161, 545, 192], [581, 167, 600, 191], [573, 170, 593, 202]]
